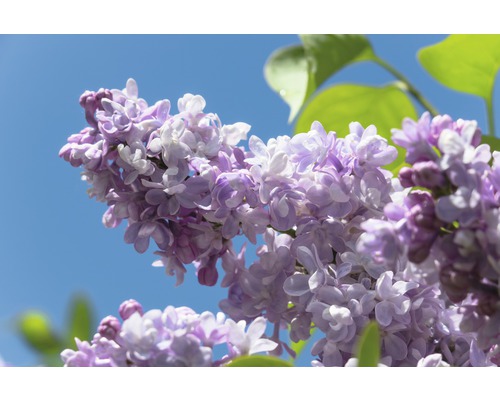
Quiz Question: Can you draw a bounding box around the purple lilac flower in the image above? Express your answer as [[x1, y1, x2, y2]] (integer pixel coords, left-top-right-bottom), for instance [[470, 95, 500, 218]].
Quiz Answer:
[[283, 252, 451, 366], [61, 299, 277, 367], [358, 112, 500, 360], [344, 122, 398, 167], [63, 81, 498, 367], [61, 79, 259, 287]]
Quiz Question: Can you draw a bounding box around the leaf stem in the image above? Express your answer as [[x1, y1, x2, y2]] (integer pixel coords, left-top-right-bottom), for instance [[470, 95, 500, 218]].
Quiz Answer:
[[374, 57, 439, 117], [486, 96, 496, 136]]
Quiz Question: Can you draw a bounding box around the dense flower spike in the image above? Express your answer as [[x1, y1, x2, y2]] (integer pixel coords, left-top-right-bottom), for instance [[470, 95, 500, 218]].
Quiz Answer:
[[358, 112, 500, 360], [62, 81, 498, 367], [61, 299, 277, 367], [60, 79, 256, 286]]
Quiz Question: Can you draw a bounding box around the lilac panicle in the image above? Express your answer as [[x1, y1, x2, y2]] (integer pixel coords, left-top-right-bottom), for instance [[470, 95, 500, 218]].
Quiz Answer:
[[61, 79, 257, 287], [62, 81, 500, 367]]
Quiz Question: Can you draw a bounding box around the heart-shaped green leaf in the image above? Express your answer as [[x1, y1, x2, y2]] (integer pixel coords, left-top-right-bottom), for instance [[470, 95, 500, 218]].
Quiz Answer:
[[265, 35, 376, 122], [264, 45, 315, 123], [419, 35, 500, 100], [356, 321, 380, 367], [66, 294, 93, 348], [18, 311, 62, 355], [226, 355, 293, 367], [294, 83, 417, 171], [300, 34, 376, 86]]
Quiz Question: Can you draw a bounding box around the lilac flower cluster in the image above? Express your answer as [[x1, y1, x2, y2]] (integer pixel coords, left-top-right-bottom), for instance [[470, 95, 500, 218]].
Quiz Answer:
[[61, 81, 497, 367], [358, 112, 500, 360], [214, 121, 479, 366], [60, 79, 252, 286], [61, 299, 276, 367]]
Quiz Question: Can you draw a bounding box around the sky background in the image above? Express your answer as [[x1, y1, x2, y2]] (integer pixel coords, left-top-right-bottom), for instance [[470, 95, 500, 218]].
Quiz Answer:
[[0, 34, 494, 367]]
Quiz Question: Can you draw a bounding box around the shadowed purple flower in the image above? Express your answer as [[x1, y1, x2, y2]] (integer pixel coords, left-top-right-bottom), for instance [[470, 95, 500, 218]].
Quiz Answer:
[[392, 112, 438, 164], [124, 220, 173, 253]]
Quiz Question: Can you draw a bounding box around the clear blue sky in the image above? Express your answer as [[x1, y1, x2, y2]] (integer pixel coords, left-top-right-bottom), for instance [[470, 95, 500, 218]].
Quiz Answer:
[[0, 34, 492, 366]]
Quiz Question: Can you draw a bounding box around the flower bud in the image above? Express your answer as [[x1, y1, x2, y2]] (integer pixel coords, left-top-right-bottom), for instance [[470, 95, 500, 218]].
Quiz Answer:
[[412, 161, 445, 190], [398, 167, 414, 188], [97, 316, 121, 340], [119, 299, 143, 320]]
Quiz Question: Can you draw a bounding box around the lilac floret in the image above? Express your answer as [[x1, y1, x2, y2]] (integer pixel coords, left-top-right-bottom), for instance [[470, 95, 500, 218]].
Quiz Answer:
[[119, 299, 144, 320], [97, 316, 121, 340]]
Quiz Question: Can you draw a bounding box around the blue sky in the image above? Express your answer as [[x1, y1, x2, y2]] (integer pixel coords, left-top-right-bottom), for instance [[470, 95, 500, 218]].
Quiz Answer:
[[0, 34, 493, 366]]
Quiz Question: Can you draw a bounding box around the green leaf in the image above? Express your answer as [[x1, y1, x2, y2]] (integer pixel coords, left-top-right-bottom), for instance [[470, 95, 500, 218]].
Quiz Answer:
[[226, 355, 293, 367], [294, 83, 417, 170], [481, 134, 500, 152], [264, 35, 376, 122], [66, 294, 93, 347], [290, 338, 309, 362], [300, 34, 376, 87], [264, 45, 315, 122], [356, 321, 380, 367], [17, 312, 62, 355], [418, 35, 500, 100], [41, 353, 64, 367]]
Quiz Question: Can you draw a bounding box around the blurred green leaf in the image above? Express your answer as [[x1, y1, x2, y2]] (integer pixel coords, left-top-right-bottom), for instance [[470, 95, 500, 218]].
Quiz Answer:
[[18, 312, 62, 355], [41, 353, 64, 367], [390, 161, 410, 175], [356, 321, 380, 367], [481, 134, 500, 152], [265, 35, 376, 122], [295, 83, 417, 170], [418, 35, 500, 100], [66, 294, 93, 348], [226, 355, 293, 367], [264, 45, 315, 122]]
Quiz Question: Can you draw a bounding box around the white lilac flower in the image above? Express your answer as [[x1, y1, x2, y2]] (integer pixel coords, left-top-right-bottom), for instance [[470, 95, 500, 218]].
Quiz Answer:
[[117, 140, 155, 185], [226, 317, 278, 357], [62, 300, 276, 367], [289, 121, 336, 172], [345, 123, 398, 167], [416, 354, 450, 367]]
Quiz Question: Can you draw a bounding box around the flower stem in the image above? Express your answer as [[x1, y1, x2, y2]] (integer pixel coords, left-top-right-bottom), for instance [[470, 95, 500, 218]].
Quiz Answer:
[[374, 57, 439, 117]]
